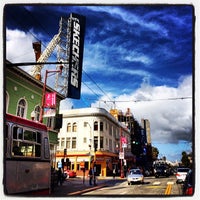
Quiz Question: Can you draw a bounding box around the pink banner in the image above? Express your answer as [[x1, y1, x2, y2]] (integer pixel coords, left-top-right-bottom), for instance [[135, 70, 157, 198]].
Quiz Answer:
[[121, 137, 127, 144], [45, 92, 56, 108]]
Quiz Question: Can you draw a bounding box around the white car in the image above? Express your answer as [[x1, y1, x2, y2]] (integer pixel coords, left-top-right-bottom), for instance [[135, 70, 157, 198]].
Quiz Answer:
[[176, 168, 190, 183], [127, 168, 144, 185]]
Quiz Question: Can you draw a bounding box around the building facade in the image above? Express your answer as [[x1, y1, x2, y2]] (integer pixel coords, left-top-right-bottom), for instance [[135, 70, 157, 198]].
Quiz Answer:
[[56, 108, 134, 177], [5, 61, 65, 167]]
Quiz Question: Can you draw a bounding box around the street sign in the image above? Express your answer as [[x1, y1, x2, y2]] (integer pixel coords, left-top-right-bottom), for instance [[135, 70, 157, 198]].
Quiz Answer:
[[119, 152, 124, 159]]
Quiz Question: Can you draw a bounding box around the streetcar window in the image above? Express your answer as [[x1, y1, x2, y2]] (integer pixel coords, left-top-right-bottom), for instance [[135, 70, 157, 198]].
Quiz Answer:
[[12, 126, 41, 158], [13, 127, 23, 140], [37, 132, 41, 143]]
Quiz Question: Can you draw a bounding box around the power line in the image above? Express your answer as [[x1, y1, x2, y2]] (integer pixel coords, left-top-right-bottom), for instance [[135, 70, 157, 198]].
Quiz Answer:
[[83, 70, 113, 102], [85, 96, 192, 103], [82, 82, 100, 99]]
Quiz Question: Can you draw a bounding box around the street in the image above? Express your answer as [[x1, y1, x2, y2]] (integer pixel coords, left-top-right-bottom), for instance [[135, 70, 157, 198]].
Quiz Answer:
[[51, 175, 183, 197], [82, 176, 182, 196]]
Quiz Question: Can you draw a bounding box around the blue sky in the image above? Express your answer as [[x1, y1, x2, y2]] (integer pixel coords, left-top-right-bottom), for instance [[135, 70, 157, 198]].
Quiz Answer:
[[5, 4, 194, 162]]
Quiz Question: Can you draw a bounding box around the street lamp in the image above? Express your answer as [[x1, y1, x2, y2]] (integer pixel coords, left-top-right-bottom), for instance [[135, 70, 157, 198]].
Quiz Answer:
[[39, 65, 63, 123], [84, 122, 92, 169]]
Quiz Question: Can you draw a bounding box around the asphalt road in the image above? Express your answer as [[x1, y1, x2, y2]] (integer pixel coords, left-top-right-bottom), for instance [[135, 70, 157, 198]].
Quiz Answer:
[[50, 175, 183, 197], [82, 176, 182, 196]]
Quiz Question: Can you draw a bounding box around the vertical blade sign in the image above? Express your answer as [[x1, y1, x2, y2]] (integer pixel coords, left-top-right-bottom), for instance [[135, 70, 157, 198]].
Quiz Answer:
[[67, 13, 86, 99]]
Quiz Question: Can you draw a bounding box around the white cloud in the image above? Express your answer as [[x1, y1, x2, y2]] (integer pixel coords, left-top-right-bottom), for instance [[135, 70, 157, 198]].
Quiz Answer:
[[91, 74, 192, 146], [6, 28, 35, 63], [60, 99, 74, 110]]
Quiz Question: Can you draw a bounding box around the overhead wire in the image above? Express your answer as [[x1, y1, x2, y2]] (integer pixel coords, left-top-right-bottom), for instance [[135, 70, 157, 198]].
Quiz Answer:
[[85, 96, 192, 103]]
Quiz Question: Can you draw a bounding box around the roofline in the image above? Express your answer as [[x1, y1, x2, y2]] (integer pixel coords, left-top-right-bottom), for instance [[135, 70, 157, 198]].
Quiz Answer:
[[5, 60, 65, 100], [60, 107, 130, 132]]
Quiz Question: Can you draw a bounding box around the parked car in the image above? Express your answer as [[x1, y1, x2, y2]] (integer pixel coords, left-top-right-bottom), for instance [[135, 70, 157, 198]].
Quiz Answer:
[[182, 169, 193, 195], [127, 168, 144, 185], [176, 167, 190, 183], [154, 165, 170, 178], [64, 169, 77, 178]]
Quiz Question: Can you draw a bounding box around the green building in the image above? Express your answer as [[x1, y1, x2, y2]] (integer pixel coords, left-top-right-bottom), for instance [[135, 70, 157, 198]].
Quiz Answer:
[[5, 60, 65, 167]]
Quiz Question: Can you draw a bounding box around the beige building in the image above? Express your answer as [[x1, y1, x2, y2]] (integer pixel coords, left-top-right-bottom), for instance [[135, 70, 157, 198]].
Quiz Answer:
[[56, 107, 133, 177]]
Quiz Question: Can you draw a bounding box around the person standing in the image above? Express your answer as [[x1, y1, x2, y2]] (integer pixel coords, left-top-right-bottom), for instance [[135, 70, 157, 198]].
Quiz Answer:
[[113, 168, 116, 179], [57, 168, 63, 186], [89, 168, 93, 186]]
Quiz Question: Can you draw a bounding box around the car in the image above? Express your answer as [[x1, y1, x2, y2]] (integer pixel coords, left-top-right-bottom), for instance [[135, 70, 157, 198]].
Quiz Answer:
[[176, 167, 190, 183], [154, 165, 170, 178], [64, 169, 77, 178], [182, 169, 194, 195], [127, 168, 144, 185]]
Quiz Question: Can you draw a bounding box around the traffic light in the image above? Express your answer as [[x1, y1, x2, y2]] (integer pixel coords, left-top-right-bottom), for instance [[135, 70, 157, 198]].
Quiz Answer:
[[94, 143, 97, 152], [64, 148, 67, 156]]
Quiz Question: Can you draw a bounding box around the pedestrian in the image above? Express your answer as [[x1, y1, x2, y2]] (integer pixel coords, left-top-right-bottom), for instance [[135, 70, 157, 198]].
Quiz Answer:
[[113, 168, 116, 179], [93, 166, 97, 186], [57, 168, 63, 186], [89, 168, 93, 185]]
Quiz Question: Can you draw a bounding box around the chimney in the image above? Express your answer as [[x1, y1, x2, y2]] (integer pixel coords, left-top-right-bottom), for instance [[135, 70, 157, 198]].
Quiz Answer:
[[32, 41, 42, 80], [32, 41, 41, 61]]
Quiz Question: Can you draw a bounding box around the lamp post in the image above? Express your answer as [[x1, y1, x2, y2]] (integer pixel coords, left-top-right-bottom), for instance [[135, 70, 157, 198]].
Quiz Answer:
[[120, 127, 124, 178], [84, 122, 92, 170], [39, 66, 63, 123]]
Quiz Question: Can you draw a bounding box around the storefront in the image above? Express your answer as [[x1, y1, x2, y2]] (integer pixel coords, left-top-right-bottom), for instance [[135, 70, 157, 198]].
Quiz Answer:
[[56, 150, 119, 177]]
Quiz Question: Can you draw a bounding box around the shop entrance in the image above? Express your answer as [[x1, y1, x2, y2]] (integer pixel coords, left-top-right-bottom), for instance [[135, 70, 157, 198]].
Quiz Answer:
[[95, 164, 101, 176]]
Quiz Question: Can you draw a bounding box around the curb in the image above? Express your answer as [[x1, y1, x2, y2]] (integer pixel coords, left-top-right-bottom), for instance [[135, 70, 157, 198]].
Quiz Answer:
[[68, 184, 107, 196]]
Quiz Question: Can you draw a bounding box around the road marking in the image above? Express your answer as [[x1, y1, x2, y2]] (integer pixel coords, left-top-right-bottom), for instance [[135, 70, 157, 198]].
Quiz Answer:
[[165, 183, 172, 195], [167, 181, 174, 185], [145, 185, 164, 189], [153, 181, 161, 185]]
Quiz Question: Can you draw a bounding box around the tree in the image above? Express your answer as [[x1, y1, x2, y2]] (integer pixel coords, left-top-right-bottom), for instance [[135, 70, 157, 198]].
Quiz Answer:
[[152, 146, 159, 161], [181, 151, 190, 167]]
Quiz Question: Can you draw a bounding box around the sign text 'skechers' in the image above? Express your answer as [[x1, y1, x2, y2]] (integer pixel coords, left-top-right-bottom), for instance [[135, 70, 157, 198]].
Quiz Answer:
[[67, 13, 85, 99]]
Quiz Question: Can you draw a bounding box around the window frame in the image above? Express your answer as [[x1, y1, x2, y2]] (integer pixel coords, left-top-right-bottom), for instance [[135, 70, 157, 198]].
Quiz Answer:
[[16, 98, 27, 118]]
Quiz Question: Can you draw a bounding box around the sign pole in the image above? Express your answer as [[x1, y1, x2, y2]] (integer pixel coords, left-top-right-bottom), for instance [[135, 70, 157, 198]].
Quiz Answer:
[[39, 67, 62, 123]]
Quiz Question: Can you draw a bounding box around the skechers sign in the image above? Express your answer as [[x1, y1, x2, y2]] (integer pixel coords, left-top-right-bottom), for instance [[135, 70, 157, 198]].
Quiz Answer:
[[68, 13, 85, 99]]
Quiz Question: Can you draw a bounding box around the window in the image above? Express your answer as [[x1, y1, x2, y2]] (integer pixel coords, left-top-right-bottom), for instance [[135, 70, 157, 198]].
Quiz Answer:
[[109, 139, 112, 151], [66, 137, 70, 149], [67, 123, 71, 132], [61, 138, 65, 149], [34, 105, 40, 121], [47, 117, 55, 129], [83, 137, 87, 143], [72, 137, 76, 149], [72, 123, 77, 132], [94, 121, 98, 131], [12, 126, 41, 157], [100, 122, 103, 131], [94, 136, 98, 150], [17, 99, 26, 118], [109, 125, 112, 136], [6, 91, 9, 113], [100, 136, 104, 148]]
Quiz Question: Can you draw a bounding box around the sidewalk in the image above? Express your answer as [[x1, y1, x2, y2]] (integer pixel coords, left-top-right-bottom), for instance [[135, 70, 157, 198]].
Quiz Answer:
[[50, 176, 124, 197]]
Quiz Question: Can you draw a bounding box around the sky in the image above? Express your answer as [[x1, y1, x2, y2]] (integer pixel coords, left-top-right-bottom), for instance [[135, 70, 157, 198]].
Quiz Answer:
[[4, 4, 194, 162]]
